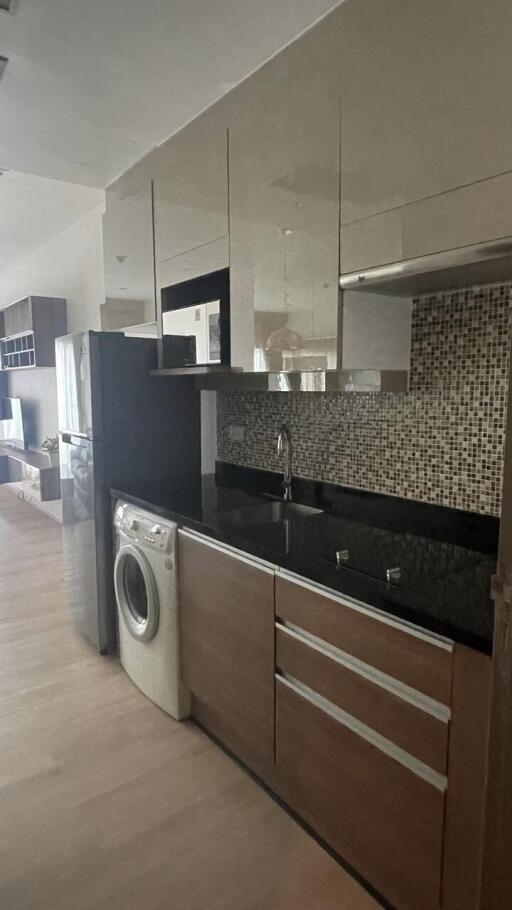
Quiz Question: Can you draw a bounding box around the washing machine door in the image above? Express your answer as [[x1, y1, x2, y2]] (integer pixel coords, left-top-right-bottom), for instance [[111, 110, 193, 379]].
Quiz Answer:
[[114, 544, 159, 642]]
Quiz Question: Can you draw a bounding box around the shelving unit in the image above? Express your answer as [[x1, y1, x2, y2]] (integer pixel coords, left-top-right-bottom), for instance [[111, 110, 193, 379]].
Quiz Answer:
[[1, 479, 62, 523], [0, 296, 67, 371], [0, 333, 35, 369], [0, 446, 62, 523]]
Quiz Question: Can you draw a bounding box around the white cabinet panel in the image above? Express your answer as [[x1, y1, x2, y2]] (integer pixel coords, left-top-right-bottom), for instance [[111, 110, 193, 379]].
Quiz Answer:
[[228, 18, 341, 371], [157, 236, 229, 289], [341, 171, 512, 274], [340, 0, 512, 224], [153, 108, 229, 282]]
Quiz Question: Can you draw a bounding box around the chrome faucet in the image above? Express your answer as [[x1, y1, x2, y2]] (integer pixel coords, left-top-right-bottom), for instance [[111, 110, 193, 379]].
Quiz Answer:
[[277, 423, 292, 502]]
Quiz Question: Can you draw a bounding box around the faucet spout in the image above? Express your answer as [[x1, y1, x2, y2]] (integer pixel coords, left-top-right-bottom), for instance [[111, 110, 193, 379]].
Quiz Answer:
[[277, 424, 292, 502]]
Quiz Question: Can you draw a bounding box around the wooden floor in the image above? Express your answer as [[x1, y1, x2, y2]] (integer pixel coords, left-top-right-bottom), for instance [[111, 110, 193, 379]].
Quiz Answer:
[[0, 490, 379, 910]]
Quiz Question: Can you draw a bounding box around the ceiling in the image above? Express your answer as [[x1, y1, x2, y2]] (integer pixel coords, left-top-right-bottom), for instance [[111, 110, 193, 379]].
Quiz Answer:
[[0, 0, 342, 188], [0, 170, 103, 276]]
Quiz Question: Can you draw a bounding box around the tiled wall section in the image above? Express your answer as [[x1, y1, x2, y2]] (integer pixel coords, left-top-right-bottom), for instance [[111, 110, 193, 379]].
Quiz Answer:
[[217, 284, 512, 516]]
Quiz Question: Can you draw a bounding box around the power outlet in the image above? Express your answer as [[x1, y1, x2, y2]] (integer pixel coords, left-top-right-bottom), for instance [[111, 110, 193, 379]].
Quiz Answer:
[[229, 425, 245, 443]]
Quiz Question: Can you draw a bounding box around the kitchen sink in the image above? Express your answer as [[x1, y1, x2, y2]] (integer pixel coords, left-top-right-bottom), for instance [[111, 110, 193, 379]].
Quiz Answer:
[[219, 499, 323, 528]]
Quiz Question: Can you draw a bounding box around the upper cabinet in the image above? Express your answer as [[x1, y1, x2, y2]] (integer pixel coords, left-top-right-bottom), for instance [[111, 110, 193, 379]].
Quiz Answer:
[[102, 0, 512, 375], [228, 19, 341, 372], [153, 107, 229, 291], [152, 107, 229, 371], [103, 154, 157, 325], [0, 296, 67, 370], [339, 0, 512, 272], [340, 0, 512, 223]]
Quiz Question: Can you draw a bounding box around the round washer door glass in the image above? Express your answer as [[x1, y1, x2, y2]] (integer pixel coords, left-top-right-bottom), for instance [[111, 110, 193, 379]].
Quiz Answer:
[[114, 545, 159, 642]]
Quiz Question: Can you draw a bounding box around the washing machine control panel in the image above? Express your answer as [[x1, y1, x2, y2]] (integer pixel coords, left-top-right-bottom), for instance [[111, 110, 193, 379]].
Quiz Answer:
[[115, 503, 174, 553]]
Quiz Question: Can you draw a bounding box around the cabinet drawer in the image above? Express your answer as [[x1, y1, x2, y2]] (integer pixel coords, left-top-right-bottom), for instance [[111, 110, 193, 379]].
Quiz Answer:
[[276, 624, 449, 775], [276, 677, 445, 910], [275, 573, 453, 705]]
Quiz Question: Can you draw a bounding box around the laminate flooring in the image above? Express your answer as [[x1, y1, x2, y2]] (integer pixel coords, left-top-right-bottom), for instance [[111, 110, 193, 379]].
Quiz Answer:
[[0, 490, 379, 910]]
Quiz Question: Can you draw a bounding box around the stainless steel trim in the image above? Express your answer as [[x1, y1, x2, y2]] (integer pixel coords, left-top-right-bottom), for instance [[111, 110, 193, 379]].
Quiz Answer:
[[178, 527, 276, 574], [277, 672, 448, 792], [276, 568, 454, 651], [277, 621, 451, 723], [340, 235, 512, 296], [194, 369, 409, 394]]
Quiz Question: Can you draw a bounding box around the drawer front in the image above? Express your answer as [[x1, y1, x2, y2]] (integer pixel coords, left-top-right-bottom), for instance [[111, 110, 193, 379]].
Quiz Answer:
[[275, 573, 453, 705], [179, 531, 275, 777], [276, 677, 445, 910], [276, 624, 449, 775]]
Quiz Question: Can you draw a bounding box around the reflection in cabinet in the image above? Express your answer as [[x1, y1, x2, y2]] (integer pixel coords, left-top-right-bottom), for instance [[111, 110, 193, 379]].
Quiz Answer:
[[228, 19, 341, 372], [340, 0, 512, 225], [103, 155, 157, 324], [178, 530, 275, 778]]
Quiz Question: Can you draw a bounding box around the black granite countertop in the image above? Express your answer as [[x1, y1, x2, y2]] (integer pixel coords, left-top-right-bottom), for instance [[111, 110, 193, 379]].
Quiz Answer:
[[111, 464, 498, 654]]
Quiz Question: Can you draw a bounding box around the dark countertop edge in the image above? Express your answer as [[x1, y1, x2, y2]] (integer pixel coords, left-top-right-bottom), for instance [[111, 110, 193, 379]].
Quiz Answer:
[[110, 485, 494, 655]]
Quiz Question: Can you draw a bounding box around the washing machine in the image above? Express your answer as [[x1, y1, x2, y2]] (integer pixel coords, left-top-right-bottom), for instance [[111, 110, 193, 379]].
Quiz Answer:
[[113, 500, 190, 719]]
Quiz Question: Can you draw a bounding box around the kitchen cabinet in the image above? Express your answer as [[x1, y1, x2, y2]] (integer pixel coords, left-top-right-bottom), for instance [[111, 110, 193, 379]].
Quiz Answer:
[[178, 527, 491, 910], [103, 154, 157, 325], [274, 571, 491, 910], [152, 107, 229, 371], [276, 678, 445, 910], [153, 107, 229, 290], [339, 0, 512, 226], [0, 296, 67, 370], [340, 171, 512, 275], [178, 530, 275, 778], [228, 17, 341, 372]]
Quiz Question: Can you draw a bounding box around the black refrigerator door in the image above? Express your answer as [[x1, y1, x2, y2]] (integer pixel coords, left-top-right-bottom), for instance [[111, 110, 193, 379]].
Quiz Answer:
[[60, 433, 114, 652], [56, 332, 103, 439]]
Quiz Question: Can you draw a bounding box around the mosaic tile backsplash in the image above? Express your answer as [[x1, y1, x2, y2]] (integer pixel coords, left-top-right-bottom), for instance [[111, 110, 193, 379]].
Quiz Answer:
[[217, 283, 512, 516]]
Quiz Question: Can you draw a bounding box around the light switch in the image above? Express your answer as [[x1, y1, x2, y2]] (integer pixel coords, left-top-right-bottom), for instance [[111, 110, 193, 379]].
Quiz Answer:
[[229, 425, 245, 443]]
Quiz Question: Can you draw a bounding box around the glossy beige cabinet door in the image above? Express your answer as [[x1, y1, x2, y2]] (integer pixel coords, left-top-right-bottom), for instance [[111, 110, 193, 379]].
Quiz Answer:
[[153, 107, 229, 291], [340, 0, 512, 225], [228, 18, 341, 372], [103, 154, 157, 324], [340, 170, 512, 274]]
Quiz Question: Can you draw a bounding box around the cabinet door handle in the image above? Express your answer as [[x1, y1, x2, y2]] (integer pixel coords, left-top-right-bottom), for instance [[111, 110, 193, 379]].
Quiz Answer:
[[276, 568, 453, 651], [276, 621, 450, 723], [277, 672, 448, 793]]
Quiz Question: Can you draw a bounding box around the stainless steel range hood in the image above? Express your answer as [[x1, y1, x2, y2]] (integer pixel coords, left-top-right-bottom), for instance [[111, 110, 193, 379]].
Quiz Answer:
[[340, 236, 512, 297]]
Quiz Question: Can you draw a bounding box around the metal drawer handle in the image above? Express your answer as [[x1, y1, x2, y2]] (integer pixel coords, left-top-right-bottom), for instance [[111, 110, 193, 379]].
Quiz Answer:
[[277, 672, 448, 793]]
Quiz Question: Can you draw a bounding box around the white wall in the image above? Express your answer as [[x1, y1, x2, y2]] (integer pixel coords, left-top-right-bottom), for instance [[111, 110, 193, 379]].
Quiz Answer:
[[0, 203, 106, 333]]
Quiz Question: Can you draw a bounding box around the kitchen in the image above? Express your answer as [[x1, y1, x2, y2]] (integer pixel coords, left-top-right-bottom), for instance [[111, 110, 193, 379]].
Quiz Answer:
[[0, 1, 511, 909]]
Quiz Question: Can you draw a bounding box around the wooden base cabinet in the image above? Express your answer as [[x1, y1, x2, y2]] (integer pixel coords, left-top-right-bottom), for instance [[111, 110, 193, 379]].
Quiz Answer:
[[276, 677, 446, 910], [178, 530, 275, 779], [273, 572, 491, 910], [178, 541, 491, 910]]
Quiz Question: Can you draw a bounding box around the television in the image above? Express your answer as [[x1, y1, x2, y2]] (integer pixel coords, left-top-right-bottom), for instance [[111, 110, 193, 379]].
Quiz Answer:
[[0, 398, 27, 449]]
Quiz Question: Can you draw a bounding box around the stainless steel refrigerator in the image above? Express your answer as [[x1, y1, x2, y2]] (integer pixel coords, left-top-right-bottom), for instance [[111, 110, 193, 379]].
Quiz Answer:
[[56, 331, 200, 652]]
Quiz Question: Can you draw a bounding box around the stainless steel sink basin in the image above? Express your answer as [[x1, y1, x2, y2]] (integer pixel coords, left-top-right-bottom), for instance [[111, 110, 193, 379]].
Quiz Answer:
[[219, 500, 323, 528]]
